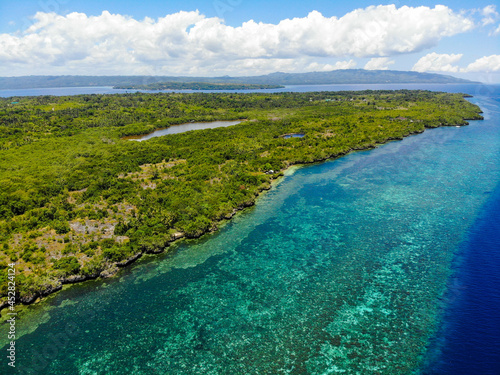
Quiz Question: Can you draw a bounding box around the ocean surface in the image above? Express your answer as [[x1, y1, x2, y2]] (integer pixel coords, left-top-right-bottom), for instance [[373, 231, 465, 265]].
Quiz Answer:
[[0, 82, 496, 97], [1, 84, 499, 374]]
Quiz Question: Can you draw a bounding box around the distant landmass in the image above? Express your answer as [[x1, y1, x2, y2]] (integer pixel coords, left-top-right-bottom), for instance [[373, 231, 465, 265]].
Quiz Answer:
[[112, 82, 284, 90], [0, 70, 475, 90]]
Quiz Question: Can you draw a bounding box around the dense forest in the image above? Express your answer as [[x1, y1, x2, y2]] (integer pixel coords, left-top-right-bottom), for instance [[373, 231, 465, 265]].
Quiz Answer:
[[0, 69, 474, 90], [113, 82, 283, 90], [0, 90, 483, 307]]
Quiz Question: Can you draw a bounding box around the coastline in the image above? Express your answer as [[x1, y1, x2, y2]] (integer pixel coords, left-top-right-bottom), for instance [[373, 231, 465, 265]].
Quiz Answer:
[[0, 115, 482, 315]]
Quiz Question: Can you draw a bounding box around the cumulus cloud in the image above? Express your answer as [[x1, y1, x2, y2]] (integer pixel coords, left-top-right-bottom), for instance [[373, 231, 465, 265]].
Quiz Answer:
[[364, 57, 395, 70], [332, 60, 357, 69], [463, 55, 500, 72], [481, 5, 499, 26], [412, 53, 463, 73], [412, 53, 500, 74], [305, 60, 357, 71], [0, 5, 475, 75]]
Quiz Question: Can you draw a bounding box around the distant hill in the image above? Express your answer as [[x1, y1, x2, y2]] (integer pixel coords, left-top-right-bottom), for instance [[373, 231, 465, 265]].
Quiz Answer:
[[239, 70, 476, 85], [0, 70, 475, 90]]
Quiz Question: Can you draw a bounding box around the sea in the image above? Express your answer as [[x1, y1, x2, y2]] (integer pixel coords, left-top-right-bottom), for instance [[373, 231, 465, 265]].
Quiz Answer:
[[1, 83, 499, 374]]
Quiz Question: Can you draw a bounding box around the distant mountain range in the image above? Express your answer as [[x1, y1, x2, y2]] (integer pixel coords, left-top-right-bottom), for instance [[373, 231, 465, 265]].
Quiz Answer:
[[0, 70, 476, 90]]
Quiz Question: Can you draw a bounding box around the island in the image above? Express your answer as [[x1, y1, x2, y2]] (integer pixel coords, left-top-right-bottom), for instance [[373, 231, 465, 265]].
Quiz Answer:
[[0, 90, 483, 309], [113, 82, 284, 90]]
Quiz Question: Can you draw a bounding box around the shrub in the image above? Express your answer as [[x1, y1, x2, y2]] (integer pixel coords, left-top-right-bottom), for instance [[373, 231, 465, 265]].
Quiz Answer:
[[102, 245, 130, 262], [53, 220, 70, 234], [52, 256, 80, 276]]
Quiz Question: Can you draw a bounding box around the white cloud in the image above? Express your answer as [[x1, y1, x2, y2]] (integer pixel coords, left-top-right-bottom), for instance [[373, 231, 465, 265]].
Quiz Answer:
[[412, 53, 500, 74], [332, 60, 357, 70], [412, 53, 463, 73], [481, 5, 499, 26], [0, 6, 475, 75], [492, 24, 500, 36], [364, 57, 395, 70], [463, 55, 500, 72], [305, 60, 357, 72]]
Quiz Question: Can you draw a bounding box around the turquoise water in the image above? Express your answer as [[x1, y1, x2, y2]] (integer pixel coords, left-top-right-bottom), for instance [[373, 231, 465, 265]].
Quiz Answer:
[[2, 85, 500, 374]]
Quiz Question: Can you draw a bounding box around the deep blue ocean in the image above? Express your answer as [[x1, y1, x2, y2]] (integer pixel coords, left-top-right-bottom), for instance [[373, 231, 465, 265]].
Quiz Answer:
[[1, 83, 499, 374], [423, 175, 500, 375], [421, 85, 500, 375]]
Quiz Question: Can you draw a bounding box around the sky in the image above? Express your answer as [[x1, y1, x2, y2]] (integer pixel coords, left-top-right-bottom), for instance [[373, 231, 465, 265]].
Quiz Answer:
[[0, 0, 499, 82]]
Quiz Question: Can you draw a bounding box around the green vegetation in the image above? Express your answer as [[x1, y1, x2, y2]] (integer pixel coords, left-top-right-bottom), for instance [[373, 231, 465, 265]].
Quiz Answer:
[[0, 90, 482, 306], [113, 82, 284, 90]]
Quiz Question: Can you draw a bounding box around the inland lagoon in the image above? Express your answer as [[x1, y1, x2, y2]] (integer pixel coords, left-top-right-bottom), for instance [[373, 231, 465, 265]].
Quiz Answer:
[[1, 84, 499, 374], [122, 120, 243, 141]]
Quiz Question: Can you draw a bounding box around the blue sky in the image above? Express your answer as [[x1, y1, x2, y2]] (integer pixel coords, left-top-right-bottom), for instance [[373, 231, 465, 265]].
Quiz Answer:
[[1, 0, 499, 82]]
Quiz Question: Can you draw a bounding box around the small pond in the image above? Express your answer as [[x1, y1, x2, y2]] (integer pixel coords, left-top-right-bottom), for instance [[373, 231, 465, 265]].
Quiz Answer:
[[283, 133, 305, 139]]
